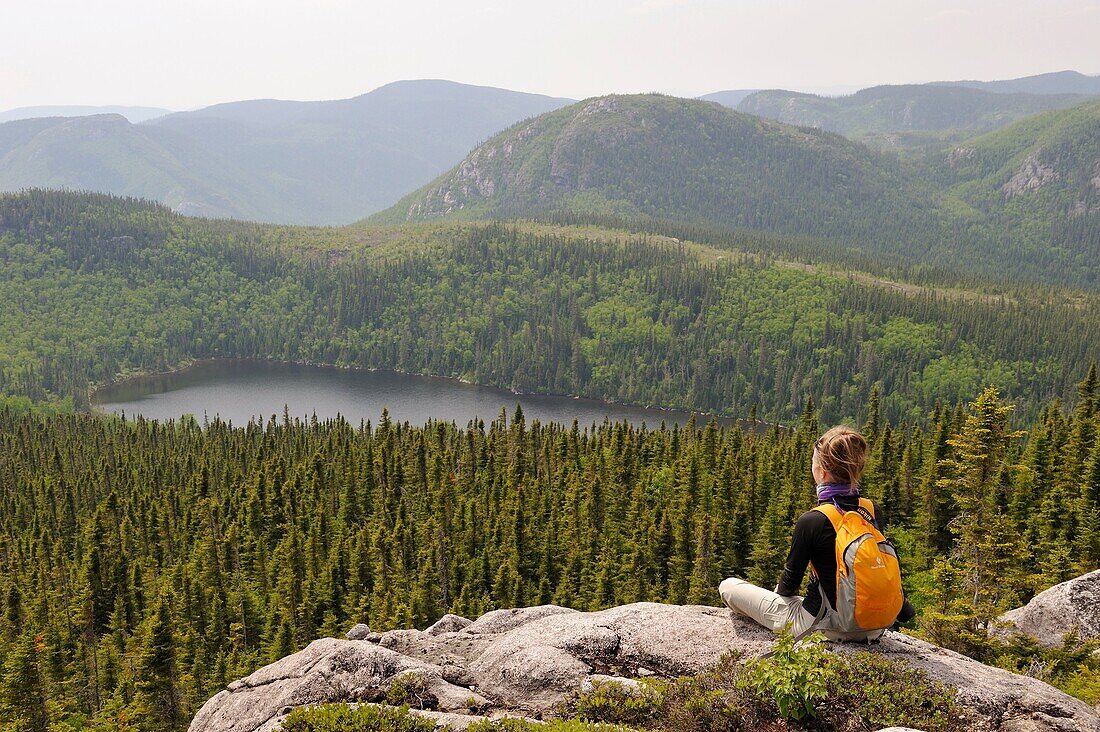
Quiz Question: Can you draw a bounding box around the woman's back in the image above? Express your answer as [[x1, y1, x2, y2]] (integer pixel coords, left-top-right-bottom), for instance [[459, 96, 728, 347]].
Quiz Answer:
[[778, 496, 885, 617]]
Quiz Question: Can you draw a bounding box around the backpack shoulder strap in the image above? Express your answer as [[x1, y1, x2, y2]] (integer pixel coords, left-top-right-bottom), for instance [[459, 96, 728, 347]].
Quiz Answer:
[[856, 498, 877, 524], [812, 504, 843, 532], [858, 497, 875, 517]]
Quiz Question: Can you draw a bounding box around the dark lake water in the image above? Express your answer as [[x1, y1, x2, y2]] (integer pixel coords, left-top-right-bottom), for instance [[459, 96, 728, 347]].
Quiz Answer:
[[93, 360, 739, 429]]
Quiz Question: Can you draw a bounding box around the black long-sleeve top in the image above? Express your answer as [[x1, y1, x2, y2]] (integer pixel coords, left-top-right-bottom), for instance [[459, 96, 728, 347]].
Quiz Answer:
[[776, 496, 915, 622]]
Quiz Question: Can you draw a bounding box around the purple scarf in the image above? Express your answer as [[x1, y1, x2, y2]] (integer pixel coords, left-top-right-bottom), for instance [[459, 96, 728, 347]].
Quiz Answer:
[[816, 482, 859, 503]]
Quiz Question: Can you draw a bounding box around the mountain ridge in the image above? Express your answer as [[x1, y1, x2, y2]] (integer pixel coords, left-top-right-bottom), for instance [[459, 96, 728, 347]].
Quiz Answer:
[[733, 84, 1094, 145], [378, 93, 1100, 288], [0, 80, 574, 224], [0, 104, 172, 124], [931, 69, 1100, 95], [373, 93, 936, 245]]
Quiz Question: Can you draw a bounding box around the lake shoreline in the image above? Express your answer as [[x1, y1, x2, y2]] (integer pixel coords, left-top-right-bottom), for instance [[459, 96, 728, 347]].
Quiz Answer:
[[91, 357, 776, 430]]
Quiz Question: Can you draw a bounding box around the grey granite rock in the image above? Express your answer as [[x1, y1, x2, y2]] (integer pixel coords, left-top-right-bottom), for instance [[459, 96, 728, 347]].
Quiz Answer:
[[462, 604, 578, 635], [345, 623, 372, 641], [1000, 570, 1100, 648], [426, 613, 474, 636], [190, 601, 1100, 732]]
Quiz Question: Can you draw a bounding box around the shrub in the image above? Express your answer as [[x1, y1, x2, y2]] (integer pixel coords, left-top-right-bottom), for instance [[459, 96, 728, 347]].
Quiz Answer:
[[993, 629, 1100, 705], [570, 634, 963, 731], [1060, 665, 1100, 705], [465, 720, 634, 731], [656, 673, 746, 732], [573, 678, 664, 726], [281, 704, 437, 732], [825, 651, 965, 732], [740, 630, 832, 721], [385, 672, 434, 709]]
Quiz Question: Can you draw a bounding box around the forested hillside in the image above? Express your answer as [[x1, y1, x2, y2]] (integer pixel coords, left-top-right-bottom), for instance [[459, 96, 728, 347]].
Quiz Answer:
[[929, 99, 1100, 286], [3, 191, 1100, 425], [379, 94, 1100, 288], [1, 375, 1098, 728], [374, 94, 940, 245]]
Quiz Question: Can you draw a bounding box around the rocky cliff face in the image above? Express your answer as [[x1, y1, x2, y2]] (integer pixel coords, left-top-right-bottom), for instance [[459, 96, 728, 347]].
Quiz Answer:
[[190, 601, 1100, 732], [1002, 153, 1060, 198]]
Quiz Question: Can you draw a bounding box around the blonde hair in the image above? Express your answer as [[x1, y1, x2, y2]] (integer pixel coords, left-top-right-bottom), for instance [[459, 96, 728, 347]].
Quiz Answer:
[[814, 426, 868, 485]]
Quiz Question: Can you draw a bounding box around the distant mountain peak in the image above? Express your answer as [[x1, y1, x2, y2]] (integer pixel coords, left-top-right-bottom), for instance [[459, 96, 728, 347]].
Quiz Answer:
[[0, 104, 171, 124], [0, 81, 574, 225], [376, 92, 925, 239], [930, 69, 1100, 95]]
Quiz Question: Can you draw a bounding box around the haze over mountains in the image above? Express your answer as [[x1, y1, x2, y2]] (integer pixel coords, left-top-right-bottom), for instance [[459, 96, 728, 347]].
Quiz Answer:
[[929, 69, 1100, 95], [2, 69, 1098, 240], [0, 105, 174, 124], [701, 70, 1100, 150], [732, 86, 1093, 149], [0, 80, 572, 224]]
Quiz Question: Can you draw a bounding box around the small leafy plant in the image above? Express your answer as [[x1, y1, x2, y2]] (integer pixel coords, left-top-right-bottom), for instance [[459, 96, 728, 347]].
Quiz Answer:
[[741, 629, 832, 721], [573, 678, 664, 726]]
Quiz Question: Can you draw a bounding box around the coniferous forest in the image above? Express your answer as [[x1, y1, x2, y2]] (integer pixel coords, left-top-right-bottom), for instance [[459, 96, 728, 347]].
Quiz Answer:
[[2, 190, 1100, 729], [3, 191, 1099, 424], [5, 0, 1100, 725], [1, 375, 1099, 728]]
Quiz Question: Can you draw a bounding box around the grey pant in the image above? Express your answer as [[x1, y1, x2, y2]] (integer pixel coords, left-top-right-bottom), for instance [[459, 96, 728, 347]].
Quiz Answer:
[[718, 577, 817, 635], [718, 577, 885, 642]]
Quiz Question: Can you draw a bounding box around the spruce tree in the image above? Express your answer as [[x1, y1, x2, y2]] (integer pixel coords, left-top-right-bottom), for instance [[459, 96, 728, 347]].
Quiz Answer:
[[922, 387, 1025, 659], [131, 597, 182, 731], [0, 631, 50, 732]]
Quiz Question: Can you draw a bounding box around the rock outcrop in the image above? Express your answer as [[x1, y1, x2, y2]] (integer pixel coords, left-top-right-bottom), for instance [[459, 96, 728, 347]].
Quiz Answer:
[[1003, 153, 1059, 198], [425, 613, 473, 636], [345, 623, 372, 641], [1000, 570, 1100, 648], [190, 602, 1100, 732]]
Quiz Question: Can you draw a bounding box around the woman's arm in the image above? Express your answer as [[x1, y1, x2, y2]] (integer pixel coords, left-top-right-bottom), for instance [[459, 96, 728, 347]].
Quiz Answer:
[[776, 512, 820, 596]]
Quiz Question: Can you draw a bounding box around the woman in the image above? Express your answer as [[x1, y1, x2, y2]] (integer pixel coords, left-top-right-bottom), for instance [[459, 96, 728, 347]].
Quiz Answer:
[[718, 425, 915, 641]]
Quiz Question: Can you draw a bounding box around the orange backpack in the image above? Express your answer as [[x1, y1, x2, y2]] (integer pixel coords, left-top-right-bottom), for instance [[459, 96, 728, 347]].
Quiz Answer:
[[812, 499, 904, 633]]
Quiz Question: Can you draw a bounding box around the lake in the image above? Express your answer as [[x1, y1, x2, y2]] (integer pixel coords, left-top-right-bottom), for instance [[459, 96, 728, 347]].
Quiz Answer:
[[92, 360, 740, 429]]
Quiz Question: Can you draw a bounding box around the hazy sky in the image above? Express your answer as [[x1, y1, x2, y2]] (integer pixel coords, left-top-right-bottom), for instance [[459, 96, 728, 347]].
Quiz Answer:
[[2, 0, 1098, 110]]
